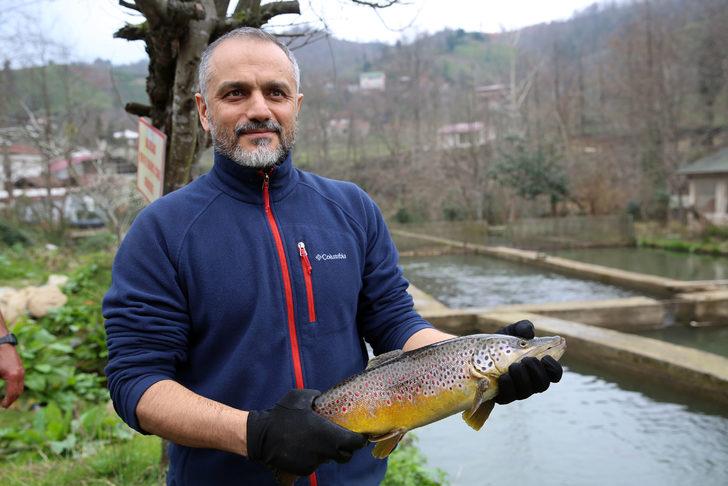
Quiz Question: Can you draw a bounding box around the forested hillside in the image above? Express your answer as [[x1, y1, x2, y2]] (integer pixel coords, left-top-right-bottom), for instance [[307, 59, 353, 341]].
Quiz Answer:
[[2, 0, 726, 223]]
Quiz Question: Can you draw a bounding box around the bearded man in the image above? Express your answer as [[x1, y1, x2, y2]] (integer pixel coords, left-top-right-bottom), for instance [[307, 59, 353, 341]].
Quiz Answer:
[[103, 27, 562, 486]]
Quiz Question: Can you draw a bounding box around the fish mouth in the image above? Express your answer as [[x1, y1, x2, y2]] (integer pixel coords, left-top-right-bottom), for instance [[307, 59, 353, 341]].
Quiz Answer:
[[524, 336, 566, 361]]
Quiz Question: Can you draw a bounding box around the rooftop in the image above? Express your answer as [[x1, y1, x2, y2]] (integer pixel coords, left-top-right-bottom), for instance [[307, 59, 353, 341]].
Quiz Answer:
[[679, 147, 728, 175]]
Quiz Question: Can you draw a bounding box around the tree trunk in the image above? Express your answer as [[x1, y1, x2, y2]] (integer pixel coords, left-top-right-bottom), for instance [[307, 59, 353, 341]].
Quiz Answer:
[[166, 0, 219, 193]]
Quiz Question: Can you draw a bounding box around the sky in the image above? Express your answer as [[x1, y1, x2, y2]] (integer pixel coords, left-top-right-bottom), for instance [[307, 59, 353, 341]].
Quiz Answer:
[[2, 0, 603, 65]]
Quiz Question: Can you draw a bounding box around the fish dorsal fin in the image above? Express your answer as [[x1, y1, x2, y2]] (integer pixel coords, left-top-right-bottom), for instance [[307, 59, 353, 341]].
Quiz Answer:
[[366, 350, 404, 370], [370, 429, 407, 458], [462, 379, 494, 431]]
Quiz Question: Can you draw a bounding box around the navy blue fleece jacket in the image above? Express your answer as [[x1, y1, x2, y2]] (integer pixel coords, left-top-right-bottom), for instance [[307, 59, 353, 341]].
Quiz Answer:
[[103, 152, 432, 485]]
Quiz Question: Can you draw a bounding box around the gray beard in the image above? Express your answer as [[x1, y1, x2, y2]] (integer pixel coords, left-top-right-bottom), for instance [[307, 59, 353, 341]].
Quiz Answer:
[[209, 118, 297, 169]]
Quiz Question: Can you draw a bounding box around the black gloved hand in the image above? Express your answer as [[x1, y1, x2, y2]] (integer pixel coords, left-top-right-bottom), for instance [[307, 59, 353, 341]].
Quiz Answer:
[[247, 389, 368, 476], [494, 320, 563, 405], [495, 319, 535, 339]]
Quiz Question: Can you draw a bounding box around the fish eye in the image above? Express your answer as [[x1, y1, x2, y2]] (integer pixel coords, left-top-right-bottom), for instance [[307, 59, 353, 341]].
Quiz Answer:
[[519, 340, 527, 348]]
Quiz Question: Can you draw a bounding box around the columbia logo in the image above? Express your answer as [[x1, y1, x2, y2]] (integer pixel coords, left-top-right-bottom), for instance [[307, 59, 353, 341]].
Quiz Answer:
[[315, 253, 347, 261]]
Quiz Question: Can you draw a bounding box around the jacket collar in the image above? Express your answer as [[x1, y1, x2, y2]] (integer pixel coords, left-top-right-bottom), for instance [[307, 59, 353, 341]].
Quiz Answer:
[[209, 150, 299, 204]]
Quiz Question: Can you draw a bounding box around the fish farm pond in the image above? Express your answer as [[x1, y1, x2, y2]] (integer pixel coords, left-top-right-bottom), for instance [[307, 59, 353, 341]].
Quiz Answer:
[[400, 252, 728, 485]]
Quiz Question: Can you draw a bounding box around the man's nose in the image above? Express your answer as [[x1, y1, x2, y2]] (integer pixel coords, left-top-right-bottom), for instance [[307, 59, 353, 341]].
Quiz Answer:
[[246, 91, 272, 122]]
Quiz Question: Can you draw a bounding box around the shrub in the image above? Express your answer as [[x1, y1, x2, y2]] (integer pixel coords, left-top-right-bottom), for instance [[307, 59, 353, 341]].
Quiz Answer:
[[382, 435, 448, 486], [702, 224, 728, 240], [0, 220, 32, 247]]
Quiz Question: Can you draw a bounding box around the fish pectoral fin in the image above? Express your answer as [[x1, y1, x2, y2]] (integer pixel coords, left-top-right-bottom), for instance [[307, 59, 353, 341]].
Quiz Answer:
[[369, 429, 407, 459], [462, 379, 494, 431], [366, 350, 405, 370], [369, 429, 403, 442], [462, 399, 495, 431]]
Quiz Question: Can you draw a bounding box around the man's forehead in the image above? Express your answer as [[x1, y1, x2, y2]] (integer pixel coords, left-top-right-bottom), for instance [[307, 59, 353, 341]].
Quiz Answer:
[[209, 38, 293, 79]]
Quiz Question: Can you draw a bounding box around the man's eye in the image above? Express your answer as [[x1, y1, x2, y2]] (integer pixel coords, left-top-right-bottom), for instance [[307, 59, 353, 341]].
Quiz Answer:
[[270, 89, 285, 98], [226, 89, 244, 98]]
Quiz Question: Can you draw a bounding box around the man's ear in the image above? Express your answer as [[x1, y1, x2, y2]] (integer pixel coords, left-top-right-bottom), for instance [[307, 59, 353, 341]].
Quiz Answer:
[[295, 93, 304, 115], [195, 93, 210, 132]]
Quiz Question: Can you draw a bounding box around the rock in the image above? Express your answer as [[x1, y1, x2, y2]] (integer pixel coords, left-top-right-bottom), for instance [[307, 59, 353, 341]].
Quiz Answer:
[[26, 285, 67, 318], [0, 288, 31, 326], [0, 274, 70, 324], [46, 274, 70, 288]]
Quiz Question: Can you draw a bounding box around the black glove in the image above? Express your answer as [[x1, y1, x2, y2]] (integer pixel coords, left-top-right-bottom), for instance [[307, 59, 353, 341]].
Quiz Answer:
[[247, 389, 368, 476], [494, 320, 563, 405], [495, 319, 535, 339]]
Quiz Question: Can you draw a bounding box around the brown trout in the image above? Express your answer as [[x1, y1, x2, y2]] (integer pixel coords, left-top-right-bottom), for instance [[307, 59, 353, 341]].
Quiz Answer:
[[313, 333, 566, 458]]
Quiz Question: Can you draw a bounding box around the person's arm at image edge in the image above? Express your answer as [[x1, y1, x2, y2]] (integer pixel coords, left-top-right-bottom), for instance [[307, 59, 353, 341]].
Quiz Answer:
[[0, 311, 24, 408]]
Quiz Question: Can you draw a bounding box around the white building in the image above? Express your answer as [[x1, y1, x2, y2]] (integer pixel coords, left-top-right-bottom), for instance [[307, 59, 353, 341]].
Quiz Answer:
[[0, 143, 44, 183], [437, 122, 493, 149], [359, 71, 386, 91], [679, 147, 728, 225]]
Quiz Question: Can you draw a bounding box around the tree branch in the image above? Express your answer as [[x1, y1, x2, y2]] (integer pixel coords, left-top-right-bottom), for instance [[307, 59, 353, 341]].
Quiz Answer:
[[216, 0, 299, 34], [125, 102, 152, 117], [234, 0, 259, 15], [118, 0, 141, 12], [214, 0, 230, 17], [133, 0, 166, 19], [259, 1, 300, 24], [114, 23, 147, 41], [168, 1, 206, 22], [349, 0, 399, 7]]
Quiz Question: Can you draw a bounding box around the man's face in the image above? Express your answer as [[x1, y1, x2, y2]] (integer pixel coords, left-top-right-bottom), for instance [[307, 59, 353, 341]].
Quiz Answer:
[[195, 38, 303, 168]]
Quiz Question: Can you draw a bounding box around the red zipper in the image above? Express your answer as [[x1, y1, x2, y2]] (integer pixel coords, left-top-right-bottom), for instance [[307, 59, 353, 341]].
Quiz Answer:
[[263, 175, 319, 486], [298, 242, 317, 323], [263, 174, 304, 389]]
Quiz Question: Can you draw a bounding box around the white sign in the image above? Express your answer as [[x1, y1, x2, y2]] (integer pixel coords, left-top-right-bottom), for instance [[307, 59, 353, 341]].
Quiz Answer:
[[137, 117, 166, 202]]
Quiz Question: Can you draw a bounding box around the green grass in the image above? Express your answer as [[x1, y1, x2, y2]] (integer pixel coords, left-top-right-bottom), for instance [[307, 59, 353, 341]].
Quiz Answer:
[[1, 434, 164, 486], [0, 246, 91, 287], [638, 236, 728, 256], [0, 231, 116, 288]]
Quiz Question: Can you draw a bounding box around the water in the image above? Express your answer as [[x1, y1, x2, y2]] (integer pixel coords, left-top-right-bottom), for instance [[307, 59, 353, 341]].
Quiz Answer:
[[400, 254, 728, 485], [415, 361, 728, 486], [636, 324, 728, 358], [550, 247, 728, 281], [401, 254, 639, 309]]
